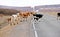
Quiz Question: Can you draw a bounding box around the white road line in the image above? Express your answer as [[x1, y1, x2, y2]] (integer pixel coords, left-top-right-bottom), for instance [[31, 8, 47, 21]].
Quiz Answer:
[[32, 21, 38, 37]]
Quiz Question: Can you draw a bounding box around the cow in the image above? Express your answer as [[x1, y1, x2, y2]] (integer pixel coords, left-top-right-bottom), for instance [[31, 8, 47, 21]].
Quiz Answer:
[[12, 14, 20, 24], [33, 14, 43, 21], [57, 13, 60, 20], [18, 11, 32, 21], [7, 14, 19, 26], [7, 16, 14, 26]]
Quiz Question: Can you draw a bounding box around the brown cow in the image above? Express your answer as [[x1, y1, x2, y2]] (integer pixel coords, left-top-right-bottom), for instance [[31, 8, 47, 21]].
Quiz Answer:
[[18, 11, 30, 21], [7, 16, 14, 26]]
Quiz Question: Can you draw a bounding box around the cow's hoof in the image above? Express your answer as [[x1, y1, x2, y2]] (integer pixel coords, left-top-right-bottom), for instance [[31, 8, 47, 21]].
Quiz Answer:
[[17, 23, 18, 24], [20, 20, 22, 22], [59, 19, 60, 20], [10, 24, 12, 26], [14, 24, 15, 25]]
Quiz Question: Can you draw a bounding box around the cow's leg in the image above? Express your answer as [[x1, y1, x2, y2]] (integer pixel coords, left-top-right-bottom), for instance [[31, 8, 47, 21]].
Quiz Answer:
[[8, 21, 12, 26], [36, 18, 39, 21], [57, 16, 58, 20], [12, 20, 15, 25], [34, 18, 36, 22], [14, 20, 17, 25], [38, 18, 41, 22], [23, 17, 25, 21], [59, 17, 60, 20], [17, 20, 18, 24], [16, 19, 18, 24], [13, 23, 15, 25], [57, 16, 60, 20], [8, 20, 12, 26], [25, 18, 27, 21], [24, 17, 27, 21], [34, 19, 38, 24], [10, 22, 13, 26], [17, 18, 19, 24], [19, 17, 22, 22], [14, 21, 16, 25], [18, 17, 20, 23]]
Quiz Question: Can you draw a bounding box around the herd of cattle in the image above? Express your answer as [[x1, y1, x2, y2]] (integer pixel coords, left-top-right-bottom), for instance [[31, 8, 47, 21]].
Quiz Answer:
[[6, 11, 60, 26], [7, 11, 43, 26]]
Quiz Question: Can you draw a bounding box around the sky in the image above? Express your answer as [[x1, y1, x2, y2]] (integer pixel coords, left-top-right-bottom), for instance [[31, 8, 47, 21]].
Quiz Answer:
[[0, 0, 60, 7]]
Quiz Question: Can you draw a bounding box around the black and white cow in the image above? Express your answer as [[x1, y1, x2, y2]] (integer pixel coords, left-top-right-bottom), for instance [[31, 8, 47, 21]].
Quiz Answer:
[[33, 14, 43, 21], [57, 13, 60, 20]]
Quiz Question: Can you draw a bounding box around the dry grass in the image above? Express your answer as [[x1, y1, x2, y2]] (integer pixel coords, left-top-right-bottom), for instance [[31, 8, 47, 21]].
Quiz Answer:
[[47, 12, 57, 16], [41, 12, 57, 16], [0, 15, 10, 29]]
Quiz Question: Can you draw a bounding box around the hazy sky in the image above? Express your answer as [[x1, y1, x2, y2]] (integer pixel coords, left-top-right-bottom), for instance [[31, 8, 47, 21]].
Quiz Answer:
[[0, 0, 60, 7]]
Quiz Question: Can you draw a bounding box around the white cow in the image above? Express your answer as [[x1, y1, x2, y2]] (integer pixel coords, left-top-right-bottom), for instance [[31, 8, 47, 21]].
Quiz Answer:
[[12, 14, 19, 25], [7, 14, 19, 26]]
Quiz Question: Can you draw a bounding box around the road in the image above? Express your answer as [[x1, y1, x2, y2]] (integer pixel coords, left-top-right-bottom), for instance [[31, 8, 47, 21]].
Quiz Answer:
[[0, 13, 60, 37], [0, 20, 35, 37], [34, 14, 60, 37]]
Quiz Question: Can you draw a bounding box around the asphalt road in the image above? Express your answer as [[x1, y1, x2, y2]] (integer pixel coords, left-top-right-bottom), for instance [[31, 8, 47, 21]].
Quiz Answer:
[[0, 13, 60, 37], [0, 21, 35, 37], [33, 14, 60, 37]]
